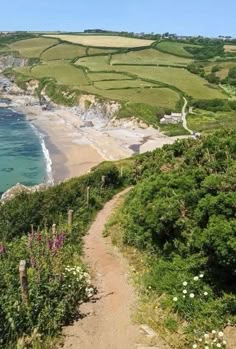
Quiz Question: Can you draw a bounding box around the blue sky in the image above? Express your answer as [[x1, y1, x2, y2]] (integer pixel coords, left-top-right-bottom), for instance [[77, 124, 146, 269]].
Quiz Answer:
[[2, 0, 235, 37]]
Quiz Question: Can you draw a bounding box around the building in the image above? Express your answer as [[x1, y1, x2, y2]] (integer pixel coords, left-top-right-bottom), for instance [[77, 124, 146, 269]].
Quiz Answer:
[[160, 112, 183, 125]]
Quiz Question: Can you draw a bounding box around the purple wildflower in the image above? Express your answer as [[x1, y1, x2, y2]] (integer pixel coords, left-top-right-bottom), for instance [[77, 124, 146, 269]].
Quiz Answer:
[[0, 244, 6, 254]]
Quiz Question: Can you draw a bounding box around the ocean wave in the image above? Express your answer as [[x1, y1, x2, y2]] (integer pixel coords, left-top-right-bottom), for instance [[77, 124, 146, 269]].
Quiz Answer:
[[30, 124, 54, 185]]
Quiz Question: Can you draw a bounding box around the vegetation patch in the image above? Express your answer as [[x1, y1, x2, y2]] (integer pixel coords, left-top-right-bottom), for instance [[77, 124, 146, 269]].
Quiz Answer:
[[105, 130, 236, 348], [188, 109, 236, 133], [155, 41, 198, 57]]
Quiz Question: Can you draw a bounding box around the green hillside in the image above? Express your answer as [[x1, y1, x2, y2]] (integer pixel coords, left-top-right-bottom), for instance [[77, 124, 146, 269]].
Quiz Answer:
[[2, 33, 236, 135]]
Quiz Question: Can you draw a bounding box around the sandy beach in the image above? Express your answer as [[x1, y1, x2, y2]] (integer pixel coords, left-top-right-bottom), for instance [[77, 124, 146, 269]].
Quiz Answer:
[[2, 92, 188, 184]]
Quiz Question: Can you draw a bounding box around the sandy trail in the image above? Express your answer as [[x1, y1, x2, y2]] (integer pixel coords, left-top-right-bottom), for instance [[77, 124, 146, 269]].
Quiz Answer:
[[61, 188, 141, 349]]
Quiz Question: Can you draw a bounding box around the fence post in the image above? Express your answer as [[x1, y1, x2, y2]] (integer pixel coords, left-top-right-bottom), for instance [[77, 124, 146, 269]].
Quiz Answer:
[[19, 260, 29, 306], [101, 175, 106, 188], [120, 166, 123, 178], [68, 209, 74, 227], [86, 186, 90, 207]]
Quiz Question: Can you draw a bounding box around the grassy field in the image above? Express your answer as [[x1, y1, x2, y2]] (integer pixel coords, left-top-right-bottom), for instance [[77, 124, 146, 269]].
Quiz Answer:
[[10, 37, 59, 58], [14, 66, 32, 76], [78, 55, 110, 68], [88, 72, 133, 81], [111, 48, 192, 66], [94, 79, 156, 89], [6, 35, 234, 134], [155, 41, 198, 57], [187, 109, 236, 133], [41, 43, 87, 61], [76, 56, 225, 99], [44, 34, 155, 48], [31, 62, 90, 87], [88, 87, 180, 109], [87, 47, 119, 55], [112, 66, 225, 99], [224, 44, 236, 52]]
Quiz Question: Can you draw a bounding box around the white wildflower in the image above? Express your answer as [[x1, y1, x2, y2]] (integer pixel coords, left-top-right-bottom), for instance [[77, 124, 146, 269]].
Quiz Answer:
[[183, 295, 186, 299], [173, 297, 178, 302], [198, 338, 202, 342], [183, 281, 188, 286], [204, 334, 209, 339], [218, 331, 224, 337], [200, 273, 204, 278], [205, 346, 209, 349], [212, 330, 216, 334], [204, 292, 208, 296], [222, 340, 227, 345], [194, 276, 199, 281], [216, 344, 221, 348], [193, 344, 197, 349], [190, 293, 195, 298], [183, 289, 188, 294]]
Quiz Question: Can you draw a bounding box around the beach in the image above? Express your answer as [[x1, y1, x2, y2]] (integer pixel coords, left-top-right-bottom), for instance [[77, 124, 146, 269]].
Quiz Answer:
[[2, 92, 188, 185]]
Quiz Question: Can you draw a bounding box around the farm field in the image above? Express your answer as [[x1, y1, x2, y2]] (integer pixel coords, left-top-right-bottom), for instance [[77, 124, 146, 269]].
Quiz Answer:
[[31, 62, 90, 87], [41, 43, 87, 61], [94, 79, 156, 89], [87, 47, 119, 55], [224, 44, 236, 52], [111, 48, 192, 66], [5, 35, 233, 134], [88, 72, 133, 81], [10, 37, 58, 58], [89, 87, 180, 109], [44, 34, 155, 48], [76, 57, 225, 99], [14, 66, 32, 75], [187, 110, 236, 133], [155, 41, 199, 57]]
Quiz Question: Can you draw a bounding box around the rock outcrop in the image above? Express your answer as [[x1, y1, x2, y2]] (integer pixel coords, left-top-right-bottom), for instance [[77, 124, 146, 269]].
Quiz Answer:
[[1, 183, 49, 203]]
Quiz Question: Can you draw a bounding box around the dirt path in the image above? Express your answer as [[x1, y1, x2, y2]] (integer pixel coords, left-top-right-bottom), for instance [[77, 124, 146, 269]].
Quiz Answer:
[[61, 188, 142, 349], [182, 97, 193, 134]]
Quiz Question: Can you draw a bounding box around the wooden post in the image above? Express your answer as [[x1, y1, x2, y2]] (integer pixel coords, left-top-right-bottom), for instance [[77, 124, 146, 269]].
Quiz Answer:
[[68, 209, 74, 227], [101, 175, 106, 188], [19, 260, 29, 306], [31, 224, 34, 234], [52, 224, 56, 235], [120, 166, 123, 178], [86, 186, 90, 207]]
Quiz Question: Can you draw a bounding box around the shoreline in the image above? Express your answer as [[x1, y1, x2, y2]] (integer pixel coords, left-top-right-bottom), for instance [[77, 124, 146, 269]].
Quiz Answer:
[[23, 107, 106, 184], [1, 85, 189, 188], [30, 123, 54, 185]]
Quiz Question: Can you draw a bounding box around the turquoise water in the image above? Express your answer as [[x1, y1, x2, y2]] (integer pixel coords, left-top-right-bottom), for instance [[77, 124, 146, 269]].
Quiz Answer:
[[0, 108, 47, 194]]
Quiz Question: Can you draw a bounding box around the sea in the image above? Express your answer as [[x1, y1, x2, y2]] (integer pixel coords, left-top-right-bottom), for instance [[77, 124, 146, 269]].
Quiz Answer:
[[0, 106, 52, 196]]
